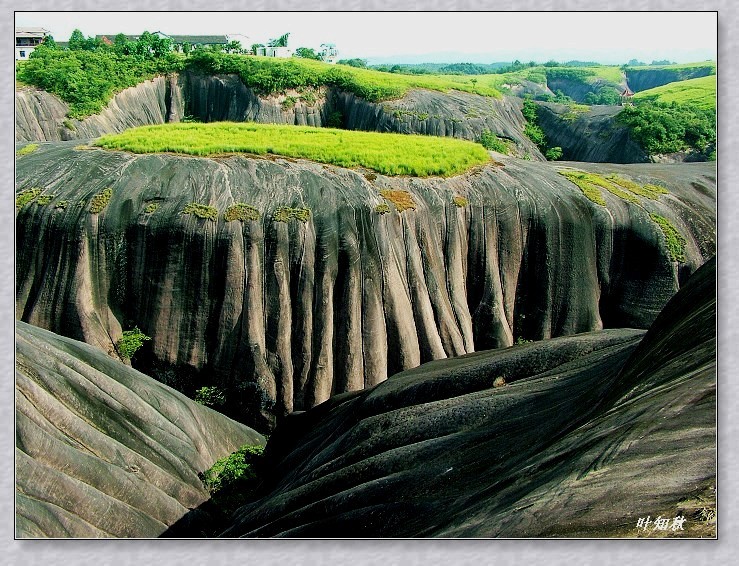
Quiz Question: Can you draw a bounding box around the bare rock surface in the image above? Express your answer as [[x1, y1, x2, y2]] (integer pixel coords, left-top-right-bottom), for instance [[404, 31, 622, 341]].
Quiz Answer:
[[15, 144, 715, 428], [219, 257, 715, 537], [15, 321, 265, 538]]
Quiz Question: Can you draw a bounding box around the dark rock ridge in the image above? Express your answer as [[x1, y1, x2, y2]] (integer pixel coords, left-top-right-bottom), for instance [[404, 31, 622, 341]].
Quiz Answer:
[[15, 143, 716, 429], [625, 65, 715, 93], [15, 321, 265, 538], [536, 102, 649, 163], [218, 256, 715, 538], [15, 75, 184, 143], [16, 72, 543, 159]]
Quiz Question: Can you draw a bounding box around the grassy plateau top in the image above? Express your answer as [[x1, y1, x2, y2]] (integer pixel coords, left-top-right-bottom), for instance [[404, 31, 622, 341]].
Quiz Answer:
[[94, 122, 492, 177]]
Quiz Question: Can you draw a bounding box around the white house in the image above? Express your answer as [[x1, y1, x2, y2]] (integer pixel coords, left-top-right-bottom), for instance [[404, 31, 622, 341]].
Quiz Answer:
[[16, 27, 50, 60], [256, 45, 293, 58]]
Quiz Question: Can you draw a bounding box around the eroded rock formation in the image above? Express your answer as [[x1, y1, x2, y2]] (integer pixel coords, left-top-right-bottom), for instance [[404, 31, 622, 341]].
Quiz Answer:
[[218, 257, 716, 537], [16, 72, 543, 158], [535, 102, 649, 163], [625, 65, 715, 93], [15, 142, 716, 428], [15, 75, 184, 142], [15, 321, 265, 538]]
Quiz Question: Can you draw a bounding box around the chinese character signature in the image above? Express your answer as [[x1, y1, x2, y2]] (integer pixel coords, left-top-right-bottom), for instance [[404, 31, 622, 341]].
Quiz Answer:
[[636, 515, 686, 532]]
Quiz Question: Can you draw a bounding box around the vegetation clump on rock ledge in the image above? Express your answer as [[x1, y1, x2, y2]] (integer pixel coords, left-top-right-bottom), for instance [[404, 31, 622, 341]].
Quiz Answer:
[[225, 203, 260, 222], [273, 206, 311, 223], [182, 202, 218, 221], [16, 188, 42, 209], [89, 188, 113, 213], [380, 189, 417, 212]]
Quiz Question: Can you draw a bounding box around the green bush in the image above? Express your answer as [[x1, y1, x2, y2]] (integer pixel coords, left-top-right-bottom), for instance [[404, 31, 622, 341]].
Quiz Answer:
[[194, 386, 227, 408], [36, 194, 54, 205], [616, 101, 715, 155], [545, 146, 563, 160], [144, 202, 159, 214], [479, 130, 508, 153], [16, 41, 183, 118], [116, 327, 151, 360], [375, 203, 391, 214], [89, 188, 113, 213], [55, 200, 69, 210], [200, 444, 264, 494], [182, 202, 218, 221]]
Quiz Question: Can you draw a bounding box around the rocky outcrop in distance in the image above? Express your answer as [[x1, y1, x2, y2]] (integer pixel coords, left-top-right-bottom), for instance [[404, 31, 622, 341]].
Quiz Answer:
[[218, 256, 716, 537], [15, 321, 265, 538], [625, 65, 715, 93], [535, 102, 649, 163], [15, 143, 716, 429], [16, 71, 543, 159], [546, 76, 627, 104]]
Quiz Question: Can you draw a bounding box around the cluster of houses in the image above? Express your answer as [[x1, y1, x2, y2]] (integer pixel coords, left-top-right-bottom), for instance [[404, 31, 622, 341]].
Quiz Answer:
[[15, 27, 338, 63]]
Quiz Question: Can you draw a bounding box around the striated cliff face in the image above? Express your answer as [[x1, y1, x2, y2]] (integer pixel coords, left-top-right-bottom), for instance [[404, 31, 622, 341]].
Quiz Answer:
[[15, 321, 264, 538], [218, 257, 715, 538], [536, 102, 649, 163], [16, 72, 544, 159], [15, 75, 184, 143], [15, 143, 716, 429]]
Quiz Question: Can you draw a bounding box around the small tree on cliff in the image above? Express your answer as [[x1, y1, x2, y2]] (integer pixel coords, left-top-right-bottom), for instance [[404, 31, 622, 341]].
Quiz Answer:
[[268, 33, 290, 48]]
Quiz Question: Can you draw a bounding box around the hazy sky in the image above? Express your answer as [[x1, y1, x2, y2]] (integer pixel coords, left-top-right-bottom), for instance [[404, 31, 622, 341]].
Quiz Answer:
[[15, 11, 717, 65]]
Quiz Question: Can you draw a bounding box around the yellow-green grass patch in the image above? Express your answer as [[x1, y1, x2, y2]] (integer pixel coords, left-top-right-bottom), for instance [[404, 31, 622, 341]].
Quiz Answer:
[[17, 143, 39, 156], [633, 75, 716, 111], [559, 170, 671, 206], [95, 122, 491, 177], [650, 214, 687, 262]]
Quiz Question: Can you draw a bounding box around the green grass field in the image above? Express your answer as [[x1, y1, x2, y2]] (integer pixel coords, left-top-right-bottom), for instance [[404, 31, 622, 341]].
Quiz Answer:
[[191, 52, 502, 101], [634, 75, 716, 110], [94, 122, 492, 177], [629, 61, 716, 73]]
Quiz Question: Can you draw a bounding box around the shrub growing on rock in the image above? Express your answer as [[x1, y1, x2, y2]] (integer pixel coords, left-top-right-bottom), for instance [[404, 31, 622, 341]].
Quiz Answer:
[[116, 327, 151, 360]]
